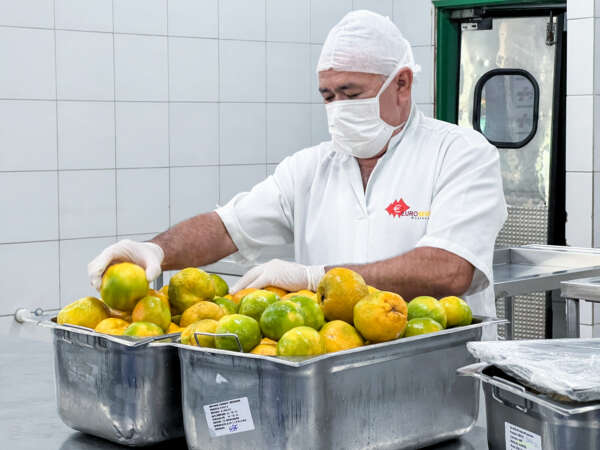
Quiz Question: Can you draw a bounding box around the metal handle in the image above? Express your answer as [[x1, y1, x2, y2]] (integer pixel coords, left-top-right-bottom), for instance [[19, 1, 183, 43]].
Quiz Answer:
[[193, 332, 244, 352], [14, 307, 58, 326]]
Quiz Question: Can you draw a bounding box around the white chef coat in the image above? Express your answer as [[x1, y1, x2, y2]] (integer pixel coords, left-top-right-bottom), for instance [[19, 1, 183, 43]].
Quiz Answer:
[[216, 106, 507, 320]]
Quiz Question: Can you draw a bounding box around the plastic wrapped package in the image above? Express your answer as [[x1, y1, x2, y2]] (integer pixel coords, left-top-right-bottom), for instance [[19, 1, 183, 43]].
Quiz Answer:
[[467, 338, 600, 402]]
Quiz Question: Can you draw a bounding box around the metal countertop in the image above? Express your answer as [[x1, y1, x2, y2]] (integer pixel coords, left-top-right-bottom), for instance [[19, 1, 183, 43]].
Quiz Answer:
[[1, 334, 488, 450]]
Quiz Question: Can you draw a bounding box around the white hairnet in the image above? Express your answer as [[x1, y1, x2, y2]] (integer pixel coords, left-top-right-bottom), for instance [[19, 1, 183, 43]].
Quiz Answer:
[[316, 10, 420, 76]]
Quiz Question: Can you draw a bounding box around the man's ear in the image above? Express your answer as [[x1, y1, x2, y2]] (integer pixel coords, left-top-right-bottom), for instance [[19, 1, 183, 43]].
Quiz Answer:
[[395, 68, 413, 98]]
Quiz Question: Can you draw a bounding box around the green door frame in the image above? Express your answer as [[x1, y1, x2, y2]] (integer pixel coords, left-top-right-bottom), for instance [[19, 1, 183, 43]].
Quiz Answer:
[[432, 0, 564, 123]]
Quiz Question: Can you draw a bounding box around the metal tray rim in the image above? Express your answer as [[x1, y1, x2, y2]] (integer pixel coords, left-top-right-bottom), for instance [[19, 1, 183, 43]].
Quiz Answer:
[[172, 315, 506, 368]]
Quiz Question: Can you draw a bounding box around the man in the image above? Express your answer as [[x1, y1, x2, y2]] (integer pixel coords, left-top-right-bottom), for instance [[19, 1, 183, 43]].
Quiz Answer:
[[89, 11, 507, 321]]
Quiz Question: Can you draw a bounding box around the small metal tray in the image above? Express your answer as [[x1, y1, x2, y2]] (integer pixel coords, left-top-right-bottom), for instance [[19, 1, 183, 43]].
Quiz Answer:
[[15, 309, 184, 447], [459, 363, 600, 450], [174, 316, 504, 450]]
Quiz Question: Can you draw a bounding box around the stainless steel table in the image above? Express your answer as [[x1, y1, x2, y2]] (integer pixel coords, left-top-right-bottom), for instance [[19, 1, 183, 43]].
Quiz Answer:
[[1, 334, 487, 449], [561, 276, 600, 338]]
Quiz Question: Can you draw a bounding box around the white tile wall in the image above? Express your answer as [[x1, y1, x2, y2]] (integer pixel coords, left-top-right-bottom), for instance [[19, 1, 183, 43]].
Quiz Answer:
[[310, 0, 352, 43], [267, 103, 311, 163], [59, 170, 116, 239], [220, 40, 266, 102], [412, 46, 434, 104], [566, 17, 594, 96], [0, 0, 53, 28], [565, 172, 593, 246], [355, 0, 393, 18], [220, 164, 267, 204], [59, 237, 115, 306], [393, 0, 433, 46], [170, 102, 219, 166], [115, 102, 169, 168], [169, 37, 219, 101], [55, 0, 113, 32], [267, 42, 311, 102], [266, 0, 309, 42], [55, 30, 114, 100], [170, 166, 219, 224], [0, 101, 57, 171], [57, 101, 115, 170], [220, 103, 266, 164], [168, 0, 219, 38], [568, 0, 595, 19], [114, 0, 167, 35], [0, 172, 59, 243], [220, 0, 266, 41], [116, 168, 170, 235], [0, 1, 437, 322], [0, 241, 59, 315], [114, 34, 169, 101], [566, 95, 594, 171], [0, 28, 55, 99]]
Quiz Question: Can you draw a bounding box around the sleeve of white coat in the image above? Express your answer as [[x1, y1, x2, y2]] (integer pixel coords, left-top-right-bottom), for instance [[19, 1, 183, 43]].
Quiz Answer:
[[215, 156, 296, 264], [415, 131, 507, 295]]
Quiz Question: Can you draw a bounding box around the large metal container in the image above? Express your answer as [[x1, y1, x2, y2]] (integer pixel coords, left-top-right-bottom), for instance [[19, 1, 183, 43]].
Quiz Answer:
[[459, 363, 600, 450], [176, 316, 502, 450], [52, 324, 184, 447]]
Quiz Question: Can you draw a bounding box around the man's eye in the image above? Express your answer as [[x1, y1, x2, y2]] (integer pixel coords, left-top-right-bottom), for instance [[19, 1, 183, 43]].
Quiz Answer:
[[347, 93, 360, 99], [324, 96, 335, 102]]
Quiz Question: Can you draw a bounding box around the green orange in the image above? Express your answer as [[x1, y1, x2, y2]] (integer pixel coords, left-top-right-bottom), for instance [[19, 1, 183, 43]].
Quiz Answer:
[[407, 296, 447, 328], [215, 314, 261, 352], [123, 321, 164, 337], [319, 320, 364, 353], [210, 273, 229, 297], [131, 295, 171, 331], [213, 296, 238, 315], [181, 319, 218, 347], [57, 296, 110, 329], [439, 296, 472, 327], [100, 263, 149, 312], [168, 268, 215, 314], [259, 300, 305, 340], [277, 326, 326, 357], [238, 290, 279, 321], [289, 295, 325, 330], [405, 317, 444, 337]]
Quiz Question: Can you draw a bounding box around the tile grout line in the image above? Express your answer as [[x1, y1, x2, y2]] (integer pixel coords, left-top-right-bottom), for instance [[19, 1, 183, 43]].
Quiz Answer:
[[264, 0, 268, 177], [217, 0, 222, 206], [52, 0, 62, 309], [166, 0, 172, 228], [112, 0, 119, 240]]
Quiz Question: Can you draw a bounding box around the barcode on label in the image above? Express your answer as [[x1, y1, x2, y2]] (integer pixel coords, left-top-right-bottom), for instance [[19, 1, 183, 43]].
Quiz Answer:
[[505, 422, 542, 450], [203, 397, 255, 437]]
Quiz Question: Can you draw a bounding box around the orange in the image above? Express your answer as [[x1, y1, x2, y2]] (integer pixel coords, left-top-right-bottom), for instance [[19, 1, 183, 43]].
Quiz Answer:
[[259, 300, 305, 340], [277, 326, 326, 357], [95, 318, 130, 335], [238, 290, 279, 321], [57, 297, 109, 329], [123, 321, 163, 337], [317, 268, 369, 323], [319, 320, 364, 353], [215, 314, 261, 353], [100, 263, 148, 312], [131, 295, 171, 331], [179, 300, 225, 328], [168, 268, 215, 313], [250, 344, 278, 356], [166, 322, 182, 334], [407, 296, 447, 328], [231, 287, 258, 305], [264, 286, 288, 297], [180, 319, 218, 347], [405, 317, 444, 336], [439, 296, 472, 327], [353, 291, 408, 342]]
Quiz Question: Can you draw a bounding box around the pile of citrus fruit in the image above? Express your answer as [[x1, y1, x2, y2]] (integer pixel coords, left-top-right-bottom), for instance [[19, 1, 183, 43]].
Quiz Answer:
[[57, 264, 472, 357]]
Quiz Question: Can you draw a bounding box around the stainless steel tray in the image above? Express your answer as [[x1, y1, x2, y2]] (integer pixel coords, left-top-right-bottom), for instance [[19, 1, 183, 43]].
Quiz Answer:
[[459, 363, 600, 450], [174, 316, 504, 450], [15, 309, 184, 447]]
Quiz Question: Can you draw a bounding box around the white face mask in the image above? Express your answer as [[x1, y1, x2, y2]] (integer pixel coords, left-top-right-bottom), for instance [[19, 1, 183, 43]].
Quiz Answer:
[[325, 66, 406, 159]]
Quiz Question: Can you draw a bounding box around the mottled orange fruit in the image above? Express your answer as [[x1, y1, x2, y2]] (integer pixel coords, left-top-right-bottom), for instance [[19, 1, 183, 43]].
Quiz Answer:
[[353, 291, 408, 343], [317, 268, 369, 323]]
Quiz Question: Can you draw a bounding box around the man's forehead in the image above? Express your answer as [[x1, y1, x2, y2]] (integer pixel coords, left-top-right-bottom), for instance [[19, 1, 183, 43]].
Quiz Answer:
[[318, 69, 384, 89]]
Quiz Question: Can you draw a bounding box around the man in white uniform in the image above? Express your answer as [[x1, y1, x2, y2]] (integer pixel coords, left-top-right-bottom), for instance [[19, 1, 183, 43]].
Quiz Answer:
[[89, 11, 507, 321]]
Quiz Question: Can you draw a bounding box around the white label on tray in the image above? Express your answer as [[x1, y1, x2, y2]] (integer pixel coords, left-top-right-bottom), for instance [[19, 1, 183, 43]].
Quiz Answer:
[[204, 397, 255, 437], [505, 422, 542, 450]]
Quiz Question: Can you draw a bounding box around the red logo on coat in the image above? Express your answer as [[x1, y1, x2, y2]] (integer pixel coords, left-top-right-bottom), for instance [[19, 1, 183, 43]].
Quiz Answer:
[[386, 199, 410, 218]]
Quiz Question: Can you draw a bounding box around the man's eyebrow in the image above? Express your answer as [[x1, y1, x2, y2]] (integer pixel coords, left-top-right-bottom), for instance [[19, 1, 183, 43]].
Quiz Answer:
[[319, 84, 360, 94]]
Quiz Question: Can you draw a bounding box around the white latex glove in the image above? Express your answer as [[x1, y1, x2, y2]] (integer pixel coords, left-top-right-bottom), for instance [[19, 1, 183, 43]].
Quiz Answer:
[[231, 259, 325, 293], [87, 239, 165, 291]]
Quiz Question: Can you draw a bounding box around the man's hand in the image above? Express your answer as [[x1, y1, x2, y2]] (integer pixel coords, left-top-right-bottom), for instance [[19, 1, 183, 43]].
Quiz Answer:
[[87, 239, 164, 290], [231, 259, 325, 293]]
